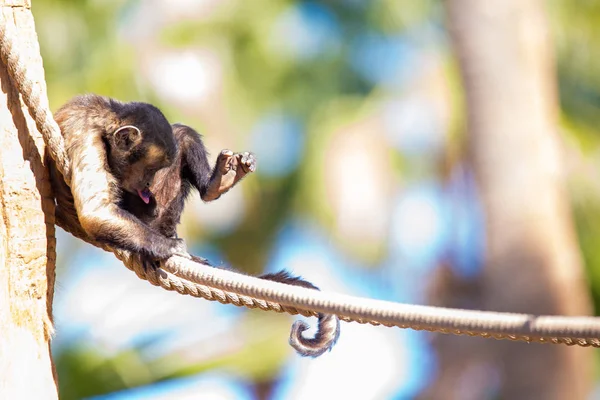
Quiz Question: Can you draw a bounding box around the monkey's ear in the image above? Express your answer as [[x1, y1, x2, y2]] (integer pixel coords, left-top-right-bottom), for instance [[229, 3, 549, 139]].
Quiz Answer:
[[113, 125, 142, 150]]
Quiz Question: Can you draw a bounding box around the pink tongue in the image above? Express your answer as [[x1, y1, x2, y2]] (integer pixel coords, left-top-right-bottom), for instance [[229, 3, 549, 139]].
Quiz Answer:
[[137, 189, 151, 204]]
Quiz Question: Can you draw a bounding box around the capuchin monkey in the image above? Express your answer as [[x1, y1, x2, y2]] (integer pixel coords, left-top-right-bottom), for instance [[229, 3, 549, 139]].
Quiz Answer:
[[47, 94, 340, 357], [117, 123, 257, 244]]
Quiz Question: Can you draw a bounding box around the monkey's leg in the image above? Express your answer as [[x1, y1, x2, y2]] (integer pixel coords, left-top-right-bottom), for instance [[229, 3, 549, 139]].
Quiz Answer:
[[202, 150, 256, 202]]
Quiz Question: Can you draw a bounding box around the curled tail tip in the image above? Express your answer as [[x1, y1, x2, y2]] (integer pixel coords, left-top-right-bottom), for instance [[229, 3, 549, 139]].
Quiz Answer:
[[258, 269, 339, 357], [288, 314, 341, 358]]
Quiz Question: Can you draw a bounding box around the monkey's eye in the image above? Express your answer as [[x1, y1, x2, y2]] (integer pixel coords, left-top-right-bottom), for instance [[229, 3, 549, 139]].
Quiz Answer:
[[146, 166, 160, 175]]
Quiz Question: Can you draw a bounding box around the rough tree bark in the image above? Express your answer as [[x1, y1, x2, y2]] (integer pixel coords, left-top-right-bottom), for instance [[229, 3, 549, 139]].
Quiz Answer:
[[0, 0, 58, 398], [423, 1, 593, 399]]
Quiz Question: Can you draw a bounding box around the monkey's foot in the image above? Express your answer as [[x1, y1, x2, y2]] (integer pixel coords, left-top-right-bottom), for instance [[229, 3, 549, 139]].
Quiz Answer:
[[237, 151, 257, 174], [203, 150, 256, 201], [170, 237, 191, 259], [217, 150, 256, 176], [141, 256, 161, 272]]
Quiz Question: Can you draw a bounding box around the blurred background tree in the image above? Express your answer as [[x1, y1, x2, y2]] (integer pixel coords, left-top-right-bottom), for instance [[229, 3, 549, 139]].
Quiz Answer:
[[421, 0, 592, 398], [31, 0, 600, 399]]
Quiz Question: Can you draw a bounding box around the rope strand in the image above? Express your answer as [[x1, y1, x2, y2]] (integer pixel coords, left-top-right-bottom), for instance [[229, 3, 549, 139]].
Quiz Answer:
[[168, 255, 600, 347], [0, 18, 71, 182]]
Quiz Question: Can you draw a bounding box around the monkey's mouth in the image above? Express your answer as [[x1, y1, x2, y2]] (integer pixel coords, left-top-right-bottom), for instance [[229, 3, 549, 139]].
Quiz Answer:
[[137, 188, 153, 204]]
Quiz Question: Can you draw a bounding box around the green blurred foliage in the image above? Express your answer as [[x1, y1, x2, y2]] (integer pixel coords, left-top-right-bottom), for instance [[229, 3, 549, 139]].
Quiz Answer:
[[549, 0, 600, 313], [550, 0, 600, 132], [31, 0, 600, 397], [56, 344, 154, 399], [34, 0, 139, 107], [54, 312, 293, 400], [32, 1, 416, 397]]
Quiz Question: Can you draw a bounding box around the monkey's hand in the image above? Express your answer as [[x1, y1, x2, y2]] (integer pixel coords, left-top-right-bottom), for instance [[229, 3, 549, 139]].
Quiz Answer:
[[169, 237, 191, 259], [142, 237, 190, 271], [202, 150, 256, 202]]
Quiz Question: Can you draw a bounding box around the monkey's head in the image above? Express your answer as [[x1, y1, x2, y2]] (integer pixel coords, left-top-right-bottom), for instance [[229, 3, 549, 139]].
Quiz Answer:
[[106, 102, 177, 204]]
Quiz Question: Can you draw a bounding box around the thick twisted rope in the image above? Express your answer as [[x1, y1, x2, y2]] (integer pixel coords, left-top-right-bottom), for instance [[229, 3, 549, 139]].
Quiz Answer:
[[58, 219, 316, 319], [0, 18, 71, 183], [3, 15, 600, 348]]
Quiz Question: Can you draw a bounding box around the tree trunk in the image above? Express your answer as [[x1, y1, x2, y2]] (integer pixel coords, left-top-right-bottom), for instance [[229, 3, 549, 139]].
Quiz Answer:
[[428, 0, 593, 399], [0, 1, 58, 398]]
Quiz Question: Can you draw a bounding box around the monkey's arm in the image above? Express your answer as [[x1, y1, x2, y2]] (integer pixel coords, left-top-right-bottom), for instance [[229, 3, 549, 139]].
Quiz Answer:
[[174, 124, 256, 202], [70, 134, 185, 259], [203, 149, 256, 201]]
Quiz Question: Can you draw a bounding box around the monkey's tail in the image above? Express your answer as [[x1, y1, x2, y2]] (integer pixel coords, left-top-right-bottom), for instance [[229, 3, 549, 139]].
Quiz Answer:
[[190, 260, 341, 357], [260, 270, 341, 357], [289, 312, 341, 357]]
